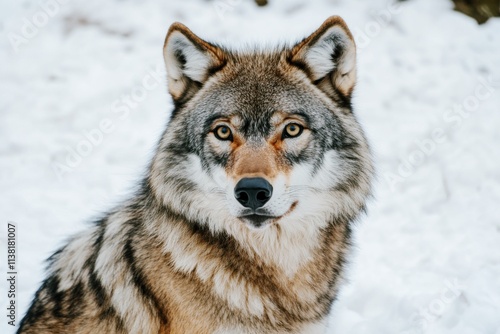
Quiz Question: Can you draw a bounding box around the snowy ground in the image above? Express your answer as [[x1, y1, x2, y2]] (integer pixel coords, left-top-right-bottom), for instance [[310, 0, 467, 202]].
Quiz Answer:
[[1, 0, 499, 333]]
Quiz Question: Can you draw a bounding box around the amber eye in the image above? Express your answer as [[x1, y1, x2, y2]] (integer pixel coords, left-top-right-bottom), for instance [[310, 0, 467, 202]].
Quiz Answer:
[[214, 125, 232, 141], [283, 123, 303, 139]]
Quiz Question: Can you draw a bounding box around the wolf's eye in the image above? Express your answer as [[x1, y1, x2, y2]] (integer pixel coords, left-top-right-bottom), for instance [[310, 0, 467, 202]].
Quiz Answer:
[[283, 123, 303, 139], [214, 126, 233, 141]]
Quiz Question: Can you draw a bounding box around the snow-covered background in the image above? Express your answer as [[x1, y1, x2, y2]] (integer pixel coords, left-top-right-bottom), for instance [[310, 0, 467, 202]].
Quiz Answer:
[[1, 0, 499, 333]]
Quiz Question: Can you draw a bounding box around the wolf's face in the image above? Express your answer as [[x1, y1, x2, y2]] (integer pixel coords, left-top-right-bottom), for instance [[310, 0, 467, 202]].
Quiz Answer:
[[150, 17, 372, 233]]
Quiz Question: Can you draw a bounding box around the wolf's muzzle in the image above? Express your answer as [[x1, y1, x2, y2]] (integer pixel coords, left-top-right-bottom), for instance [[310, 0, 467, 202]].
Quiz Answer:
[[234, 177, 273, 211]]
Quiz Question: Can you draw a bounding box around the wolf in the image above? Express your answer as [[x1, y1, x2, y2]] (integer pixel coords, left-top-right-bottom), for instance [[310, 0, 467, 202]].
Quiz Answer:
[[18, 16, 373, 334]]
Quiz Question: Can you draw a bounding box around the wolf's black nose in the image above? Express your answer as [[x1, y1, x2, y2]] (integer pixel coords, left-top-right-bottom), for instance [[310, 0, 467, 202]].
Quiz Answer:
[[234, 178, 273, 210]]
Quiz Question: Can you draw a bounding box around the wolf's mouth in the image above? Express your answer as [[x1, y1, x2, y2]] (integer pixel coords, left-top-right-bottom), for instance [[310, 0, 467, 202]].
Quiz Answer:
[[239, 201, 298, 228], [241, 214, 275, 228]]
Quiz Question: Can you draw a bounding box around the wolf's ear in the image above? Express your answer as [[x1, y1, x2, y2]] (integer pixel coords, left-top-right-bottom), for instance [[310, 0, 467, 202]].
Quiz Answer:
[[290, 16, 356, 99], [163, 23, 226, 104]]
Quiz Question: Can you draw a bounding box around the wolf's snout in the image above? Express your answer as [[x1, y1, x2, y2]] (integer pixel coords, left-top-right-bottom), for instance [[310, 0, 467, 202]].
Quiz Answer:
[[234, 178, 273, 210]]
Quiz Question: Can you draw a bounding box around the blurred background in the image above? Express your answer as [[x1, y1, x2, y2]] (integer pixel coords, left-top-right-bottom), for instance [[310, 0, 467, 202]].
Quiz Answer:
[[1, 0, 499, 333]]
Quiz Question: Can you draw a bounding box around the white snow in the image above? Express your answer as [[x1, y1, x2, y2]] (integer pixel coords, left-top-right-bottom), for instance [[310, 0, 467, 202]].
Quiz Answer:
[[1, 0, 499, 333]]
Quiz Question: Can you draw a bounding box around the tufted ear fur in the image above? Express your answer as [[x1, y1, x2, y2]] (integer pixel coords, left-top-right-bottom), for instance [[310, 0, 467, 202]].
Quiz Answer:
[[290, 16, 357, 99], [163, 23, 226, 105]]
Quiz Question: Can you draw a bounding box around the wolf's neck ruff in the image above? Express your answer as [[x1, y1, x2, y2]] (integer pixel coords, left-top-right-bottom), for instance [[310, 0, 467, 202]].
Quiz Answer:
[[139, 192, 353, 327], [18, 16, 373, 334]]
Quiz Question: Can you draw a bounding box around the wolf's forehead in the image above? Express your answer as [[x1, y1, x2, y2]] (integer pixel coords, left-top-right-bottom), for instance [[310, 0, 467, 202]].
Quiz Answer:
[[195, 56, 331, 131], [200, 78, 325, 131], [229, 110, 299, 127], [212, 74, 311, 114]]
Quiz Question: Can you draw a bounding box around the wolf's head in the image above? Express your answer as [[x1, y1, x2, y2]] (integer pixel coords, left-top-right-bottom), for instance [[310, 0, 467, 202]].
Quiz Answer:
[[150, 17, 373, 235]]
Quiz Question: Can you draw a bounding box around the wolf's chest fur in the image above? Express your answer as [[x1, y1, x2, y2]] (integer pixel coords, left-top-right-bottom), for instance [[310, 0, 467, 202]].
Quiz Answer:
[[139, 206, 351, 333], [18, 16, 373, 334]]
